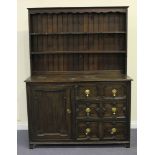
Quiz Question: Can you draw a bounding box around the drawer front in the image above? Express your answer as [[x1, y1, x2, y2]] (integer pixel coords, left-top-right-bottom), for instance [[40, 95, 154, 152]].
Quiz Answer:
[[102, 100, 126, 118], [76, 84, 98, 98], [76, 100, 127, 119], [102, 122, 127, 140], [102, 83, 127, 97], [76, 101, 101, 118], [76, 121, 100, 141]]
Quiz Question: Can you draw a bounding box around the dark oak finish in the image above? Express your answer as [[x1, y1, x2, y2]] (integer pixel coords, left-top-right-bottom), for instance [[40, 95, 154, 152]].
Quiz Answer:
[[27, 84, 72, 141], [25, 7, 132, 148]]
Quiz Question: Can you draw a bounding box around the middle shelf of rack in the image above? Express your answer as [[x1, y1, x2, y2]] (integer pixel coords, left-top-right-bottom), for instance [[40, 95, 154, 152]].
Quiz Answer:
[[30, 31, 126, 35], [30, 51, 126, 54]]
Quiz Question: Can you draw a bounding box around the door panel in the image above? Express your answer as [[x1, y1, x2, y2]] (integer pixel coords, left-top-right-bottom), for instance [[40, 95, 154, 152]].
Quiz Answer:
[[29, 84, 72, 141]]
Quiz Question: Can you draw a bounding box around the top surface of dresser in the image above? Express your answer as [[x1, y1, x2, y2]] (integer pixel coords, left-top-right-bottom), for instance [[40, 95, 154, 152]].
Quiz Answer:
[[25, 71, 132, 83]]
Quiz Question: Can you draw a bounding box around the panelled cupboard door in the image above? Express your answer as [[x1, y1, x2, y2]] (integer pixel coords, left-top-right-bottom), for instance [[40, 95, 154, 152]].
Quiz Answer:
[[27, 84, 73, 141]]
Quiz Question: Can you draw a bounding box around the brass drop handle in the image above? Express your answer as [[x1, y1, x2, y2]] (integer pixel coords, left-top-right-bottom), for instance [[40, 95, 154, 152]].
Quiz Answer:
[[112, 107, 117, 115], [66, 108, 71, 114], [85, 89, 90, 97], [111, 128, 117, 134], [85, 107, 91, 114], [85, 128, 91, 135], [112, 89, 117, 97]]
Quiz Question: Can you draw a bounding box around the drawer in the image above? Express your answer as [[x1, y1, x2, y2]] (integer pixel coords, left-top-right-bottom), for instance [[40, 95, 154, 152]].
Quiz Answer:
[[76, 121, 100, 140], [76, 84, 98, 98], [102, 122, 127, 140], [102, 100, 126, 118], [102, 83, 127, 97], [76, 101, 101, 118]]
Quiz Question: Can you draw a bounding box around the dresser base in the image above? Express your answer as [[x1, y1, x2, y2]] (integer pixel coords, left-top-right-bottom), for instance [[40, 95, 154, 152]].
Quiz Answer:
[[26, 74, 132, 149]]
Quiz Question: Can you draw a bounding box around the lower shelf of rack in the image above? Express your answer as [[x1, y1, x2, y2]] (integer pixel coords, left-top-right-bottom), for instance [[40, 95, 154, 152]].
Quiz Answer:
[[29, 141, 130, 149]]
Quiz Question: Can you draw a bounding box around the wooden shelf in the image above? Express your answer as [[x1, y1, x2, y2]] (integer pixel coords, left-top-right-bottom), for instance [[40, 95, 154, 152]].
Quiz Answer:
[[30, 32, 126, 35], [31, 51, 126, 54]]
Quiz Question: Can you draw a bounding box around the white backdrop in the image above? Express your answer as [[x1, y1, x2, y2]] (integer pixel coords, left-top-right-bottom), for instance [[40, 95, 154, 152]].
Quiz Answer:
[[17, 0, 137, 129]]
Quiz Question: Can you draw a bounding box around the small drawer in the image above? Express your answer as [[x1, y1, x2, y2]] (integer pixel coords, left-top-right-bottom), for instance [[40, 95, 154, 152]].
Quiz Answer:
[[102, 101, 126, 118], [76, 121, 100, 140], [102, 122, 127, 140], [102, 83, 127, 97], [76, 84, 98, 98], [76, 101, 101, 118]]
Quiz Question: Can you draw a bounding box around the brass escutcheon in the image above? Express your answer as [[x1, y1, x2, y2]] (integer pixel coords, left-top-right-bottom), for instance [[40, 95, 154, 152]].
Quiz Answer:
[[85, 128, 91, 135], [111, 128, 117, 134], [66, 108, 71, 114], [112, 89, 117, 97], [85, 107, 91, 114], [112, 107, 117, 115], [85, 89, 90, 97]]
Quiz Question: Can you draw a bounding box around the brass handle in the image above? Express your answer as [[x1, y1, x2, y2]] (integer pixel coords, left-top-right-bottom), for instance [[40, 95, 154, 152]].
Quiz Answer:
[[85, 89, 90, 97], [85, 107, 91, 114], [112, 89, 117, 97], [85, 128, 91, 135], [66, 108, 71, 114], [111, 128, 117, 134], [112, 107, 117, 115]]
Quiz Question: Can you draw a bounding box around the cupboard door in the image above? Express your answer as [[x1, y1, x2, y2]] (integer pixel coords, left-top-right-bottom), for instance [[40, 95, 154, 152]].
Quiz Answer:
[[28, 84, 72, 141]]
